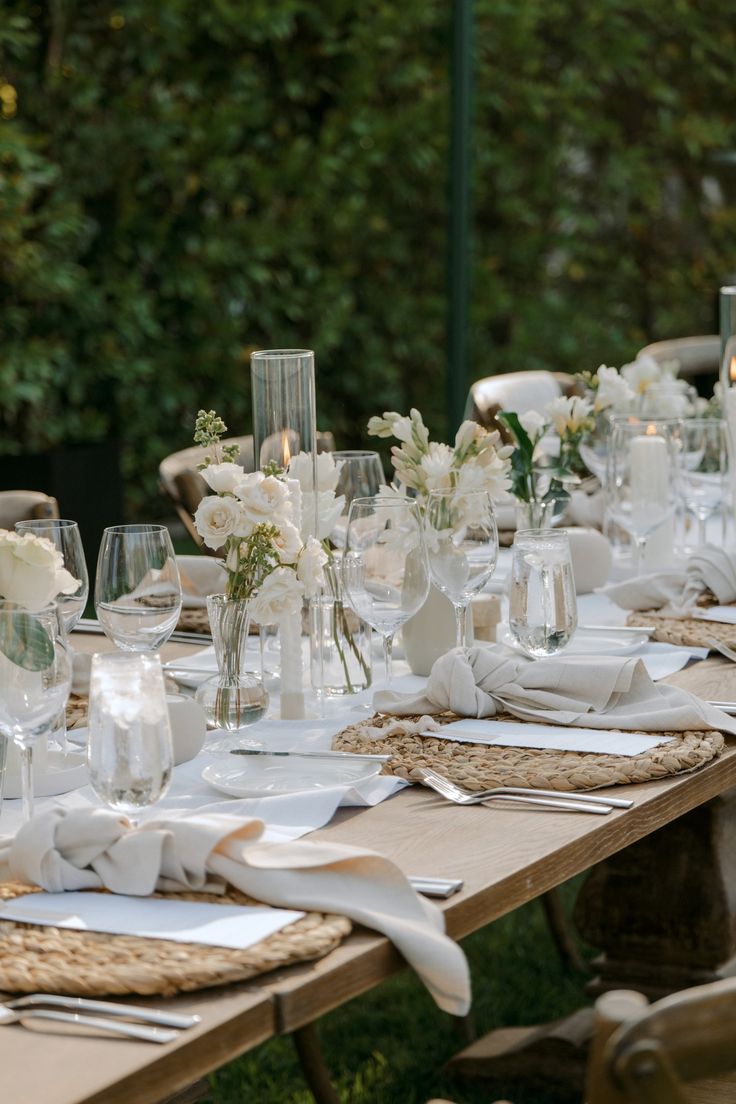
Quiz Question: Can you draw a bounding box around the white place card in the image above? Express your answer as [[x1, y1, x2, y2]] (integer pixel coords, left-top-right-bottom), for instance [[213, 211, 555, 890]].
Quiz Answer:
[[692, 606, 736, 626], [0, 892, 305, 951], [426, 719, 673, 757]]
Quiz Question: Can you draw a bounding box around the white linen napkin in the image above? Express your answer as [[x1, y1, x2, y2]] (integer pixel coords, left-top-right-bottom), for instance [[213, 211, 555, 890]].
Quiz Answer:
[[601, 545, 736, 613], [373, 644, 736, 734], [0, 807, 470, 1016]]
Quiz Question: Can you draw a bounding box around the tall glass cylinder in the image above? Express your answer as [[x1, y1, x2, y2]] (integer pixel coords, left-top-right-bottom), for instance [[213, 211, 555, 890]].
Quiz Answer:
[[720, 287, 736, 542], [250, 349, 317, 472]]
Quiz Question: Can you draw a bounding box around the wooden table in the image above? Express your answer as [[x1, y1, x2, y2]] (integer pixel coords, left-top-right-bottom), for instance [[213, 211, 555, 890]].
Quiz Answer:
[[4, 648, 736, 1104]]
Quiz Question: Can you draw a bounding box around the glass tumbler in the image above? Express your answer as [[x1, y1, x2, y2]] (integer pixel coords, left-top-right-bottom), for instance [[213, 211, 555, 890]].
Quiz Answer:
[[508, 529, 577, 658]]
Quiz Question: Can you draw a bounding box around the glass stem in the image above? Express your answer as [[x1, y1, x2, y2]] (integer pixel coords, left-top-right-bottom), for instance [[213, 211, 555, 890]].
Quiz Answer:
[[383, 633, 394, 685], [634, 536, 648, 576], [20, 745, 34, 822], [698, 514, 707, 548], [454, 604, 466, 650]]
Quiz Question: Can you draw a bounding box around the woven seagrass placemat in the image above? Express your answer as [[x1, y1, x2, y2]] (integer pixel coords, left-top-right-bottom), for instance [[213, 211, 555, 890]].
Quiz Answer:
[[333, 712, 724, 792], [0, 882, 351, 997], [627, 592, 736, 649], [176, 607, 212, 635]]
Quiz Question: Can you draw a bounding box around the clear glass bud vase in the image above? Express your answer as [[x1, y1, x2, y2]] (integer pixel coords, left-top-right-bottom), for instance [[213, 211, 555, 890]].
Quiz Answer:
[[195, 594, 269, 731], [515, 499, 556, 530], [310, 590, 372, 698]]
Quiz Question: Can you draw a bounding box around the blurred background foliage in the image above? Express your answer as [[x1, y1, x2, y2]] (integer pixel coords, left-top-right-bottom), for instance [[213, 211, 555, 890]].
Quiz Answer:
[[0, 0, 734, 515]]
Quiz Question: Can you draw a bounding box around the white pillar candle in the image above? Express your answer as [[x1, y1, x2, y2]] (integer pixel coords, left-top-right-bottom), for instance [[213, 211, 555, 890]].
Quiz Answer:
[[629, 432, 674, 568], [279, 608, 305, 720], [285, 478, 302, 535], [724, 388, 736, 545]]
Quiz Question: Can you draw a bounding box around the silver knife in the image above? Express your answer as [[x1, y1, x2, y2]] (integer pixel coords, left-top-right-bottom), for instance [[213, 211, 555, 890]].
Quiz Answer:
[[7, 994, 201, 1030], [229, 748, 391, 763]]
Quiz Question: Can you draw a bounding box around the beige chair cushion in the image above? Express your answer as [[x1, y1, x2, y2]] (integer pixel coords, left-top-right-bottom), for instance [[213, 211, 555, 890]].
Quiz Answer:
[[0, 490, 60, 531], [637, 335, 719, 382], [465, 370, 581, 436]]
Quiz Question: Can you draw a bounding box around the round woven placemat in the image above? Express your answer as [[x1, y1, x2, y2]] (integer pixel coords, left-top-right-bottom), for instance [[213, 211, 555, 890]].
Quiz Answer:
[[0, 883, 350, 997], [627, 591, 736, 649], [333, 712, 724, 792], [176, 607, 212, 635], [66, 694, 88, 731]]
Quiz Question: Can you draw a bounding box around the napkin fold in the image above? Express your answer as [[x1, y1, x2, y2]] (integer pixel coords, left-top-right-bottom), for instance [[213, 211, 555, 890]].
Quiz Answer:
[[601, 545, 736, 613], [0, 808, 470, 1016], [373, 645, 736, 735], [177, 556, 227, 609]]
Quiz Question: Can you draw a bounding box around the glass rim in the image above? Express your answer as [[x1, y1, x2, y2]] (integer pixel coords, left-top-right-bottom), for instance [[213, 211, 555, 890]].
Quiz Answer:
[[102, 523, 169, 535], [514, 527, 569, 541], [250, 348, 314, 360], [90, 650, 163, 670], [332, 449, 382, 459], [426, 487, 492, 497], [15, 518, 80, 530], [349, 494, 416, 508]]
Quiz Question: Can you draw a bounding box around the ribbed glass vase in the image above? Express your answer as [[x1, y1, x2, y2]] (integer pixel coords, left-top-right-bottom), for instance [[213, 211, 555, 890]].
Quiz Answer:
[[194, 594, 269, 731]]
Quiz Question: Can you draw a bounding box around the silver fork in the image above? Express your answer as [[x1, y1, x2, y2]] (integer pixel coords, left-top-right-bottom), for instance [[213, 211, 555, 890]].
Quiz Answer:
[[415, 767, 625, 815], [5, 994, 200, 1030], [0, 1004, 178, 1043], [704, 636, 736, 663]]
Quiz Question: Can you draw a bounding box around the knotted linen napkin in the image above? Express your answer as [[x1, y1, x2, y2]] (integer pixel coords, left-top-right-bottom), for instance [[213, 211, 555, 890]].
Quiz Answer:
[[0, 807, 470, 1016], [601, 545, 736, 613], [373, 644, 736, 735]]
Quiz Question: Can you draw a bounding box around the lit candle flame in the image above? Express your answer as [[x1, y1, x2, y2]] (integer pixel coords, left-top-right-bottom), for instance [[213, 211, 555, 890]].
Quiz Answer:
[[280, 429, 291, 468], [730, 356, 736, 384], [645, 423, 657, 436]]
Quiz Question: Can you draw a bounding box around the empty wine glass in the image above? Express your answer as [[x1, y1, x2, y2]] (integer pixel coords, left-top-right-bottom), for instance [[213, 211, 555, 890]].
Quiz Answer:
[[508, 530, 577, 657], [14, 519, 89, 632], [330, 451, 386, 547], [679, 418, 728, 549], [342, 496, 429, 684], [95, 524, 182, 652], [607, 420, 681, 574], [425, 489, 498, 649], [0, 601, 71, 819], [87, 652, 173, 819]]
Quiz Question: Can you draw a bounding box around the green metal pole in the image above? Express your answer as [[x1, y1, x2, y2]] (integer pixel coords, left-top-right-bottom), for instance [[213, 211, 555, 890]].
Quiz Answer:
[[447, 0, 474, 435]]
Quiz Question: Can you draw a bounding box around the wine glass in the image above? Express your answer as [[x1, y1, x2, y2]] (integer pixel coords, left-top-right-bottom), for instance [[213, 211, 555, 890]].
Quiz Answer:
[[87, 652, 173, 820], [508, 530, 577, 657], [14, 519, 89, 632], [679, 418, 728, 549], [0, 601, 71, 819], [95, 524, 182, 652], [607, 420, 681, 574], [342, 496, 429, 684], [424, 489, 498, 649]]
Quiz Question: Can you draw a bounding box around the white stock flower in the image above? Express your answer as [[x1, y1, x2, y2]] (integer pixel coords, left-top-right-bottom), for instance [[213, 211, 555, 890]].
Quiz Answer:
[[0, 530, 79, 611], [594, 365, 634, 412], [200, 462, 243, 494], [621, 353, 662, 395], [270, 521, 303, 565], [194, 495, 242, 550], [453, 420, 480, 453], [249, 567, 304, 625], [518, 410, 548, 439], [545, 395, 592, 436], [296, 537, 328, 597], [287, 450, 341, 493], [235, 472, 292, 527], [420, 442, 454, 491]]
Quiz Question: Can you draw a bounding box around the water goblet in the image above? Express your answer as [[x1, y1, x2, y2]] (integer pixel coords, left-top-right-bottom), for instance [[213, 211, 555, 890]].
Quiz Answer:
[[342, 496, 429, 685], [95, 524, 182, 652], [424, 489, 498, 649], [0, 601, 72, 819], [87, 652, 173, 819], [679, 418, 728, 549], [14, 519, 89, 632], [508, 530, 577, 658], [329, 451, 387, 548]]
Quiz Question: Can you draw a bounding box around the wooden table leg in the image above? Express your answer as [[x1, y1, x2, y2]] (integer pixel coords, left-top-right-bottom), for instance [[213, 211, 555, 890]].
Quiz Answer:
[[292, 1022, 341, 1104]]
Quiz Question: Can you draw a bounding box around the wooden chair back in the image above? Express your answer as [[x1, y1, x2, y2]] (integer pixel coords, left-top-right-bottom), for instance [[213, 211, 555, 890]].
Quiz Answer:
[[586, 979, 736, 1103], [159, 432, 336, 551], [0, 490, 60, 530], [637, 335, 719, 391], [465, 370, 582, 437]]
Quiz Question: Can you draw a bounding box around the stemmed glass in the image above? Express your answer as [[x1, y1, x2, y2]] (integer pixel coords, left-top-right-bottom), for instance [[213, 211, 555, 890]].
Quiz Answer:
[[0, 602, 72, 819], [95, 524, 182, 652], [508, 530, 577, 657], [87, 652, 173, 820], [607, 420, 681, 574], [330, 451, 387, 547], [424, 489, 498, 649], [679, 418, 728, 549], [14, 519, 89, 632], [342, 496, 429, 685]]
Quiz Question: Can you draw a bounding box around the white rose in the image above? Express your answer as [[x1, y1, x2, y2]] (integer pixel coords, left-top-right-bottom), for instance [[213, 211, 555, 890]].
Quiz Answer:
[[249, 567, 304, 626], [194, 495, 241, 550], [0, 531, 78, 611], [518, 410, 548, 439], [287, 451, 341, 493], [235, 472, 292, 527], [296, 537, 328, 597], [270, 521, 303, 565], [201, 462, 244, 494]]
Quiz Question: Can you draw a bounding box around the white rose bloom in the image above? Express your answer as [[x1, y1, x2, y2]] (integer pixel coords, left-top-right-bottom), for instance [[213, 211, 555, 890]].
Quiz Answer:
[[420, 442, 454, 491], [194, 495, 241, 550], [270, 521, 303, 565], [621, 353, 662, 395], [235, 472, 292, 527], [518, 410, 548, 439], [249, 568, 304, 626], [287, 451, 341, 493], [201, 462, 243, 494], [0, 530, 79, 611], [296, 537, 328, 597], [594, 365, 634, 412]]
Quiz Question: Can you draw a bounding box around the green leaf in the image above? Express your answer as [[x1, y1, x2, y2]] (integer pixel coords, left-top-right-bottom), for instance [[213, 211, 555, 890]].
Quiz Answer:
[[0, 612, 54, 672]]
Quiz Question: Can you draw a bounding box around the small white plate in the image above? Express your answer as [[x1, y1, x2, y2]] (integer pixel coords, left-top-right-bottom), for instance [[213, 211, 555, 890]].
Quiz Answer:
[[202, 756, 381, 798], [4, 750, 88, 800], [497, 624, 650, 657]]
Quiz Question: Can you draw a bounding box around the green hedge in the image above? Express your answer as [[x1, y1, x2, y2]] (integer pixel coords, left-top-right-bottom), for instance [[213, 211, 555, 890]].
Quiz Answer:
[[1, 1, 734, 513]]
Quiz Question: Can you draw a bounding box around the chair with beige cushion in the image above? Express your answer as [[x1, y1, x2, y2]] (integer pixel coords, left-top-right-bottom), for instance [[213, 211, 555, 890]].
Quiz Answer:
[[0, 490, 60, 530], [637, 335, 719, 393], [159, 432, 336, 552], [465, 370, 582, 437]]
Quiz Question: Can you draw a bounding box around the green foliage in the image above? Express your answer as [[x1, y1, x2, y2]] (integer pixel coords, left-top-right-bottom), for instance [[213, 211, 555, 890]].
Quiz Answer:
[[1, 1, 734, 514]]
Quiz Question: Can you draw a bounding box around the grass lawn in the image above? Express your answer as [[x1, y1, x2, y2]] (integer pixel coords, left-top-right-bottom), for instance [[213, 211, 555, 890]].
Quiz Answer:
[[205, 880, 592, 1104]]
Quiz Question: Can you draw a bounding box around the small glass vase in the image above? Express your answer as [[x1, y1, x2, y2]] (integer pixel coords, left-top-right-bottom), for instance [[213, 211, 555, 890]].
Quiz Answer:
[[195, 594, 269, 732], [310, 588, 372, 698], [515, 499, 555, 530]]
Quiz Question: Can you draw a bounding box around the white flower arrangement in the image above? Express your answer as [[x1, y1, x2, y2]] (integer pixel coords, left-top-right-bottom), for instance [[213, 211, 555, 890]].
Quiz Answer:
[[192, 410, 331, 624], [0, 530, 78, 611]]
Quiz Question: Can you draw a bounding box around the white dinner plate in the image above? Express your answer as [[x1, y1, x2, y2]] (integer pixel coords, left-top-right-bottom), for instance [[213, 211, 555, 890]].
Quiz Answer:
[[497, 624, 650, 657], [4, 750, 88, 800], [201, 756, 382, 798]]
